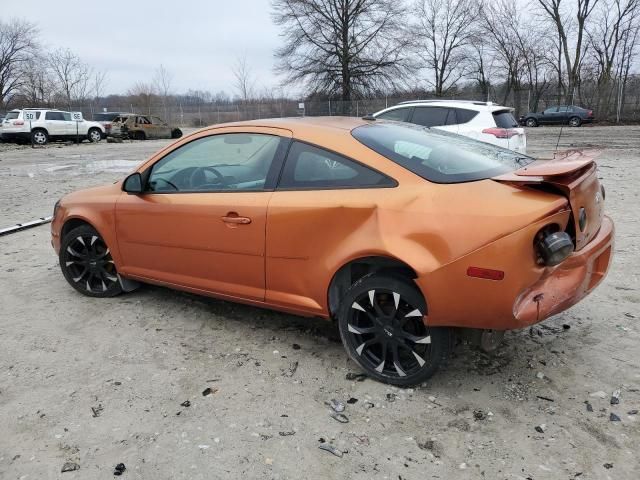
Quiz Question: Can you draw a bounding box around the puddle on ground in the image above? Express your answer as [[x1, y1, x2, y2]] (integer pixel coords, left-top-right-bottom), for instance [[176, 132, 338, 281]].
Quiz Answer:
[[0, 159, 140, 177]]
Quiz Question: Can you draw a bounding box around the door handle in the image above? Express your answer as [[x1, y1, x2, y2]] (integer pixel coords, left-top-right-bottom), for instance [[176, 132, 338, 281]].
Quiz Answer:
[[222, 213, 251, 225]]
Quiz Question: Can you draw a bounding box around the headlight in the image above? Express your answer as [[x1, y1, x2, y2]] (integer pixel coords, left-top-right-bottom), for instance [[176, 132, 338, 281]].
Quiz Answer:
[[536, 231, 574, 266]]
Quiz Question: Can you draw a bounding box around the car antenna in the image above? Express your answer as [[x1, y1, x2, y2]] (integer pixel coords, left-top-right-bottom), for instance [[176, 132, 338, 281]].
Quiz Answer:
[[554, 123, 564, 158]]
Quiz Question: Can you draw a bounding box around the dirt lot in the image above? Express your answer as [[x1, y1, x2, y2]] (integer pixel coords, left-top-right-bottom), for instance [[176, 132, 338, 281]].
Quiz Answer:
[[0, 126, 639, 480]]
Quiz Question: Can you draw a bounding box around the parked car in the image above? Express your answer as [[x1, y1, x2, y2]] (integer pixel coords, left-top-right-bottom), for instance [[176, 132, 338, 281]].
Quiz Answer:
[[92, 111, 130, 137], [1, 109, 105, 145], [109, 114, 182, 140], [51, 117, 613, 385], [520, 105, 595, 127], [373, 100, 526, 153]]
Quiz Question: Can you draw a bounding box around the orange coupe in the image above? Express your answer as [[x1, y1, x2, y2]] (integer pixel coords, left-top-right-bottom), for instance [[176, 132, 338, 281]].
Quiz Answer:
[[51, 117, 614, 385]]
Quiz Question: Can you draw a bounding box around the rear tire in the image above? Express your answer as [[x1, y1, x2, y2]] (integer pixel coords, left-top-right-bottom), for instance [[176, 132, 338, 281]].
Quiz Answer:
[[88, 128, 102, 143], [525, 118, 538, 127], [338, 273, 450, 386], [59, 225, 122, 298], [31, 129, 48, 145], [171, 128, 182, 139], [134, 131, 146, 140], [569, 116, 582, 127]]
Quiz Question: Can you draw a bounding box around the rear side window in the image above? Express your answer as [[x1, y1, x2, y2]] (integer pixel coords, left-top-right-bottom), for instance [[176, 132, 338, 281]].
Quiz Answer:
[[278, 141, 395, 190], [411, 107, 454, 127], [492, 110, 518, 128], [454, 108, 478, 124], [376, 107, 411, 122], [45, 112, 65, 121]]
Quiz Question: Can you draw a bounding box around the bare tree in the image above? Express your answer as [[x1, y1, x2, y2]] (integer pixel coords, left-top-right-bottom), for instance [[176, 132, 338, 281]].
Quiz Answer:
[[153, 64, 173, 119], [48, 48, 91, 109], [412, 0, 479, 96], [92, 70, 108, 101], [272, 0, 413, 103], [127, 81, 156, 114], [536, 0, 600, 103], [231, 54, 256, 102], [0, 18, 38, 107]]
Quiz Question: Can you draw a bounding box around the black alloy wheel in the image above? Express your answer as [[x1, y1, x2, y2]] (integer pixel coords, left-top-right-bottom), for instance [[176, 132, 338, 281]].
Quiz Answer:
[[59, 225, 122, 297], [338, 274, 450, 385]]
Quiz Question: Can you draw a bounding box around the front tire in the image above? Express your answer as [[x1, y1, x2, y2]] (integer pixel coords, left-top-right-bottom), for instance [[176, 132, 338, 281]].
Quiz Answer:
[[59, 225, 122, 297], [32, 129, 49, 145], [338, 274, 450, 386]]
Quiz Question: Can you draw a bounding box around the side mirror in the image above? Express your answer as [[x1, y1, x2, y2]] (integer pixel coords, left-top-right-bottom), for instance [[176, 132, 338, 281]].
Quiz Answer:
[[123, 172, 143, 194]]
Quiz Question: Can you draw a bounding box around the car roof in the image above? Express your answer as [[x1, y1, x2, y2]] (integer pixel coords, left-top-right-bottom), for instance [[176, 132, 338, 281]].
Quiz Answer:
[[375, 100, 513, 114], [199, 116, 371, 134]]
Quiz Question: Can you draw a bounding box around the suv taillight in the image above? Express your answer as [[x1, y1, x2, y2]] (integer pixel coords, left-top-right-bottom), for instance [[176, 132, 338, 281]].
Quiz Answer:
[[482, 127, 518, 139]]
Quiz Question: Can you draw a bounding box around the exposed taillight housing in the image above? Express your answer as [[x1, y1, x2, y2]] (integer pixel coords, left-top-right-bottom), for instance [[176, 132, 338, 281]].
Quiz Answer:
[[535, 228, 574, 266], [482, 127, 518, 139]]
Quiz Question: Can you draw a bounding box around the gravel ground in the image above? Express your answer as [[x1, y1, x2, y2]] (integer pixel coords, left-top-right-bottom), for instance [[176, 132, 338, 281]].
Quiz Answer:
[[0, 126, 639, 480]]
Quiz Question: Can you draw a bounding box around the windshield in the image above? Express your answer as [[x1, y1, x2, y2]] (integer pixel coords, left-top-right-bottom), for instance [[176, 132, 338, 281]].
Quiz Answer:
[[6, 112, 19, 120], [352, 122, 533, 184]]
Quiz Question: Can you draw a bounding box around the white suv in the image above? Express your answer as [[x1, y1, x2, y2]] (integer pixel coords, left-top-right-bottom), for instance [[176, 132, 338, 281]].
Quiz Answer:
[[1, 109, 105, 145], [373, 100, 526, 153]]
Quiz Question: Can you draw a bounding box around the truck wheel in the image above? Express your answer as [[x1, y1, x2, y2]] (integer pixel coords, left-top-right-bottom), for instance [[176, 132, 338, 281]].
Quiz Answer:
[[88, 128, 102, 143]]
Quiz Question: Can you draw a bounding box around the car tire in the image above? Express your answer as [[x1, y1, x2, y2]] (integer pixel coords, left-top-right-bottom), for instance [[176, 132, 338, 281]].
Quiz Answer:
[[88, 128, 102, 143], [171, 128, 182, 139], [31, 129, 49, 145], [134, 131, 146, 140], [569, 116, 582, 127], [59, 224, 122, 298], [337, 273, 451, 386], [525, 118, 538, 127]]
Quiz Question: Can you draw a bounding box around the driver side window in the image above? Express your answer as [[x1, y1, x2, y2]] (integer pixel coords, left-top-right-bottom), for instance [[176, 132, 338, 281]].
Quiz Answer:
[[147, 133, 283, 193]]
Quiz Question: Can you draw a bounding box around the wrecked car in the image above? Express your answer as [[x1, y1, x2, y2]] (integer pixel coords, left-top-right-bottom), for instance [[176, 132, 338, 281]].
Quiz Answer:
[[51, 117, 614, 385], [109, 114, 182, 140]]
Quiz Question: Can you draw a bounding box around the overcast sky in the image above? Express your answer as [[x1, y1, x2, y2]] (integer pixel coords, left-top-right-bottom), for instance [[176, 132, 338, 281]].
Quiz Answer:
[[4, 0, 283, 96]]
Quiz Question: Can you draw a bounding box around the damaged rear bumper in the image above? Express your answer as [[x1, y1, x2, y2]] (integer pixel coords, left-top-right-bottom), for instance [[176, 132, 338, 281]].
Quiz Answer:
[[513, 215, 614, 327]]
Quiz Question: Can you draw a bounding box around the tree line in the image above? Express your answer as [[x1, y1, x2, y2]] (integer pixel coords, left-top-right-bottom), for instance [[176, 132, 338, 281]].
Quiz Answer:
[[2, 0, 639, 119]]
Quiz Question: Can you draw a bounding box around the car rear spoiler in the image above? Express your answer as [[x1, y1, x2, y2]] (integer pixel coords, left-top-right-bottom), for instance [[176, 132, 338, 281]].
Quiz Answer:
[[493, 149, 602, 183]]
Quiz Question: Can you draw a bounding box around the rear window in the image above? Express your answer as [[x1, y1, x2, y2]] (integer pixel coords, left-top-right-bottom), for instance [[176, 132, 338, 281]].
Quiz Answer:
[[352, 122, 533, 184], [454, 108, 479, 124], [492, 110, 518, 128], [6, 111, 19, 120]]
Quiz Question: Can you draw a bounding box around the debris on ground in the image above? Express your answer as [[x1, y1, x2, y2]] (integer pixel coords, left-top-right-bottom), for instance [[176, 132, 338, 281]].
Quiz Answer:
[[610, 413, 621, 422], [113, 463, 126, 476], [535, 424, 546, 433], [318, 443, 344, 457], [416, 439, 442, 457], [91, 404, 103, 418], [603, 463, 614, 469], [473, 409, 487, 421], [61, 462, 79, 473], [279, 431, 295, 436], [330, 412, 349, 423], [562, 324, 571, 330], [364, 401, 375, 409], [180, 400, 191, 407], [628, 409, 638, 415], [611, 389, 621, 405], [346, 397, 358, 404], [292, 343, 301, 350], [283, 361, 298, 377], [327, 399, 345, 412], [386, 393, 397, 402], [536, 395, 554, 402], [202, 387, 218, 397], [536, 372, 545, 379], [345, 372, 367, 382], [589, 391, 607, 399], [585, 401, 594, 412]]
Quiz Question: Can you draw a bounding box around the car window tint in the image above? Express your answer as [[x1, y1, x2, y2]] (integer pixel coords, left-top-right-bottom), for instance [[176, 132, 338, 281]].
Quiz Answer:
[[63, 112, 72, 121], [454, 108, 478, 124], [492, 110, 518, 128], [543, 107, 557, 114], [147, 133, 282, 192], [6, 112, 19, 120], [278, 141, 394, 190], [376, 108, 411, 122], [411, 107, 449, 127], [45, 112, 65, 121]]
